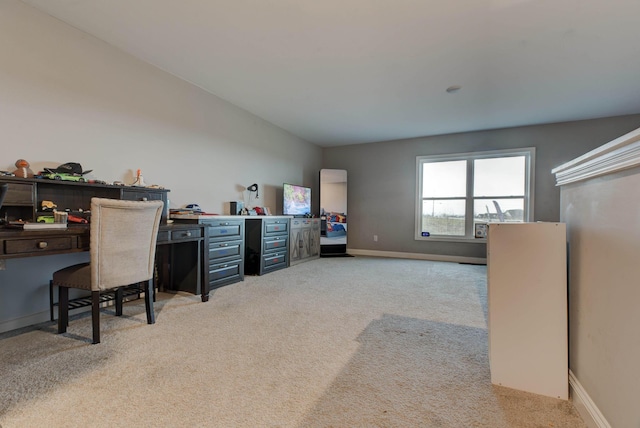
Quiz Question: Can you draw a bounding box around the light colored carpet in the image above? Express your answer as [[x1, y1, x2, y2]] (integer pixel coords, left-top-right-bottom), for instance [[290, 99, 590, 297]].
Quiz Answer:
[[0, 257, 586, 427]]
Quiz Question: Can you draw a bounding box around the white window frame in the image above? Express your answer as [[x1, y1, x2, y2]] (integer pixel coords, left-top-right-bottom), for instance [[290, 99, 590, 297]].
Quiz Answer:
[[415, 147, 535, 241]]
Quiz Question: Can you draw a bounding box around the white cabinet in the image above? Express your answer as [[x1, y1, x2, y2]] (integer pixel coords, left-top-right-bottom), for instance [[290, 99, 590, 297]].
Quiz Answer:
[[487, 222, 568, 399]]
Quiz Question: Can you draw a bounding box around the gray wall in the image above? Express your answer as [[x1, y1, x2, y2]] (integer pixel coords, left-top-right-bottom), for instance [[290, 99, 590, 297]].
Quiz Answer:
[[322, 115, 640, 259], [560, 166, 640, 428], [0, 1, 322, 332]]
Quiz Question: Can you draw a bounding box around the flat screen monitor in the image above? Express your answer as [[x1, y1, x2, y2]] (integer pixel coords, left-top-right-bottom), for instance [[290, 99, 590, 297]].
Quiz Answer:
[[283, 183, 311, 216]]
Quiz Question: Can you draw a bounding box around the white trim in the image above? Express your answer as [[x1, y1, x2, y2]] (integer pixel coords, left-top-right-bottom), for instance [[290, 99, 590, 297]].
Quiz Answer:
[[569, 370, 612, 428], [347, 248, 486, 265], [0, 310, 50, 334], [552, 127, 640, 186]]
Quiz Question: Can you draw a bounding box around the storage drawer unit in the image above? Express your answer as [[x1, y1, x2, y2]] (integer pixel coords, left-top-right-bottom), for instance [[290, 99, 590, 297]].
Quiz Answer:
[[203, 218, 245, 290], [170, 216, 246, 292], [245, 217, 290, 275]]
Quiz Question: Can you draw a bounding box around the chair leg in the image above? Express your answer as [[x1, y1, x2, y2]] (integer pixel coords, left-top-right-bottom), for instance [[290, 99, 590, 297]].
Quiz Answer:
[[91, 290, 101, 344], [58, 286, 69, 334], [49, 280, 55, 322], [115, 287, 123, 316], [144, 279, 155, 325]]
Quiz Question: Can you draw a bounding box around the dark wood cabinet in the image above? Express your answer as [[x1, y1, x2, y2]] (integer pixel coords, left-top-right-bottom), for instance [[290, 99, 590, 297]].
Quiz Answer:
[[205, 218, 245, 289], [245, 217, 290, 275], [155, 224, 207, 300], [0, 176, 169, 224], [172, 217, 246, 290], [290, 218, 320, 265]]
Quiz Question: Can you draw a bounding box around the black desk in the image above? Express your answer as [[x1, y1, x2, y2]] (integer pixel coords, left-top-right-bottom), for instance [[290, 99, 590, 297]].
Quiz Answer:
[[0, 223, 209, 306]]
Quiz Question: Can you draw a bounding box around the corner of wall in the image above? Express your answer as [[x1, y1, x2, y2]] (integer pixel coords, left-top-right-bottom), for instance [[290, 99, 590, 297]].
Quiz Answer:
[[569, 371, 612, 428]]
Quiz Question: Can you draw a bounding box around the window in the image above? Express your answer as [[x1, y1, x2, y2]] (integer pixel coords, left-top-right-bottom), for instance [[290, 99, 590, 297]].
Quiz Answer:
[[416, 148, 535, 240]]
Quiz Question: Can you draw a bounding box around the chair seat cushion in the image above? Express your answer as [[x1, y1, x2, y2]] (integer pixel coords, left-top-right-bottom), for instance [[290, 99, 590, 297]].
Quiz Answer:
[[52, 263, 92, 290]]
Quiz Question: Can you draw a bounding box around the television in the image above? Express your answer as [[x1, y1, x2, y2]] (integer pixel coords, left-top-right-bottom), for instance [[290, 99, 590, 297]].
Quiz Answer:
[[283, 183, 311, 216]]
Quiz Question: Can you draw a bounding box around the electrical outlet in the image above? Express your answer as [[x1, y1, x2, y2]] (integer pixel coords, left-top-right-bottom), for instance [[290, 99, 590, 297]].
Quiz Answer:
[[373, 235, 378, 242]]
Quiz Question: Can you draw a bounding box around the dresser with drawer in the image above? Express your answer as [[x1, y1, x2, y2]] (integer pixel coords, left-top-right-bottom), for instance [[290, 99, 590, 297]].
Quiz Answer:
[[204, 218, 245, 289], [244, 217, 290, 275], [172, 216, 246, 292]]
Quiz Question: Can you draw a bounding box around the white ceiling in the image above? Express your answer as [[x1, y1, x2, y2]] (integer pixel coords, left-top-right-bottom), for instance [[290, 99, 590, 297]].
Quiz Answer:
[[20, 0, 640, 147]]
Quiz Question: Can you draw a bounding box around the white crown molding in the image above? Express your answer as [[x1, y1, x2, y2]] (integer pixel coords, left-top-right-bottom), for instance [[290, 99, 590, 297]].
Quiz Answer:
[[552, 127, 640, 186]]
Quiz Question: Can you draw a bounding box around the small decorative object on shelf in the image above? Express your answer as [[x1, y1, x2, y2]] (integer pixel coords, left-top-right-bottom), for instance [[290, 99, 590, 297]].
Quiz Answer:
[[12, 159, 34, 178], [132, 169, 145, 186], [41, 162, 92, 182], [41, 200, 57, 211]]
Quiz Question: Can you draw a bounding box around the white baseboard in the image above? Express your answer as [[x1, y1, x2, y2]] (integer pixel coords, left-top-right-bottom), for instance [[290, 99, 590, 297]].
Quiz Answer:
[[346, 248, 486, 265], [0, 310, 51, 334], [569, 370, 611, 428]]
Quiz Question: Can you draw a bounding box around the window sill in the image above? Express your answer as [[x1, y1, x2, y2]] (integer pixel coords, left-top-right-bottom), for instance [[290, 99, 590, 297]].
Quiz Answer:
[[415, 236, 487, 243]]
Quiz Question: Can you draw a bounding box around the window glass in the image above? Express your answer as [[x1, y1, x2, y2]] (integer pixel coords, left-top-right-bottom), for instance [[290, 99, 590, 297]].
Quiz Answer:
[[473, 198, 524, 223], [422, 160, 466, 198], [421, 199, 466, 236], [474, 156, 525, 197]]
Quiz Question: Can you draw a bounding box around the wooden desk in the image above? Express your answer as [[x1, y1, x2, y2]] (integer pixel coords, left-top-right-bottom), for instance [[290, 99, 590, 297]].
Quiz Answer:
[[156, 223, 209, 301], [0, 223, 209, 302]]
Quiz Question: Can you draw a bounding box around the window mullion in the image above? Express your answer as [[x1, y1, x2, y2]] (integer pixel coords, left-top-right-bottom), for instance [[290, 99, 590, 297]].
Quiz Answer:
[[465, 159, 474, 237]]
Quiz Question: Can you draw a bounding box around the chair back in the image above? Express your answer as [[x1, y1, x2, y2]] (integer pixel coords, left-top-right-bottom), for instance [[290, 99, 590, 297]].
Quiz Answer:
[[90, 198, 164, 291]]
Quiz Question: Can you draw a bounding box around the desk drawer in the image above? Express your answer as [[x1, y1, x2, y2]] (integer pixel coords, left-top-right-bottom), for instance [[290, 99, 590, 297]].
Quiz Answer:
[[209, 260, 244, 289], [171, 228, 202, 241], [5, 236, 74, 255], [264, 220, 288, 235], [263, 251, 287, 268], [208, 222, 243, 241], [264, 236, 288, 252], [261, 252, 288, 275], [209, 239, 243, 262]]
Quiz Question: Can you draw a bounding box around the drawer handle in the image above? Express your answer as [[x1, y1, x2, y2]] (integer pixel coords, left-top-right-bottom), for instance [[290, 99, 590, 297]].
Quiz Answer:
[[220, 243, 228, 247], [38, 241, 48, 249], [185, 231, 192, 237]]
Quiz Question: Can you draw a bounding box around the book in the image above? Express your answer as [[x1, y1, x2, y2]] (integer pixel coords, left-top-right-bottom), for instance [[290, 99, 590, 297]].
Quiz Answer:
[[24, 223, 68, 230], [170, 214, 218, 219]]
